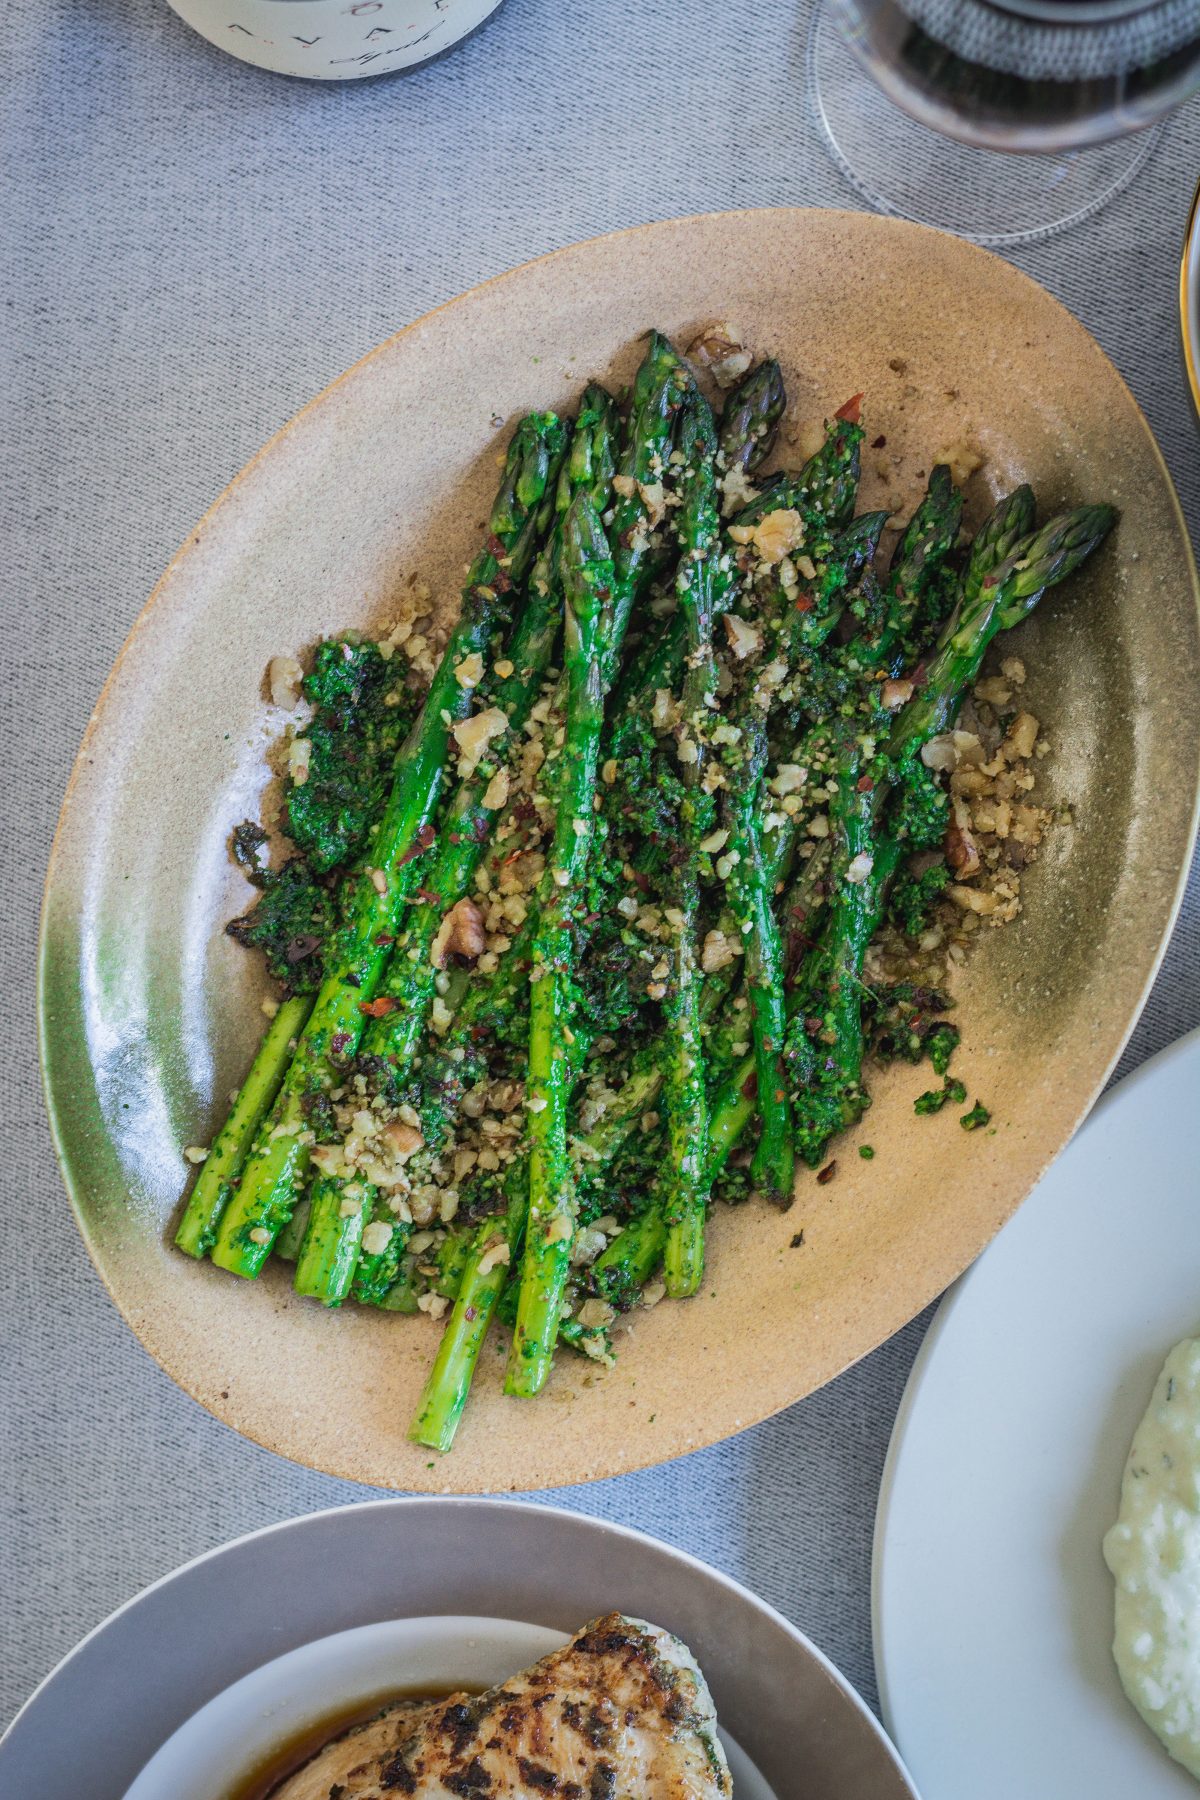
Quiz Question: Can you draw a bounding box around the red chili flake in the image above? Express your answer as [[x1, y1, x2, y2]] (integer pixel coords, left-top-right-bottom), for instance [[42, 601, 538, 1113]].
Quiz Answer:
[[413, 888, 441, 906], [871, 434, 887, 449], [465, 1306, 477, 1323], [395, 823, 436, 868], [486, 533, 506, 556], [835, 393, 864, 424], [331, 1032, 352, 1057], [359, 996, 398, 1018], [856, 773, 874, 792], [741, 1069, 758, 1101], [373, 932, 396, 947], [492, 568, 513, 595], [816, 1160, 837, 1185], [795, 593, 814, 613]]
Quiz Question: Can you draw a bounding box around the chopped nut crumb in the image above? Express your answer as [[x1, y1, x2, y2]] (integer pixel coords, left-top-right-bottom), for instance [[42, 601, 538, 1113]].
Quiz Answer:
[[287, 736, 312, 787], [268, 655, 303, 709], [723, 613, 762, 661], [430, 897, 486, 968], [686, 322, 753, 388]]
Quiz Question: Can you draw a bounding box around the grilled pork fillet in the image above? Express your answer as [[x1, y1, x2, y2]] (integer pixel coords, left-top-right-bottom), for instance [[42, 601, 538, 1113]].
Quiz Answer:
[[274, 1614, 731, 1799]]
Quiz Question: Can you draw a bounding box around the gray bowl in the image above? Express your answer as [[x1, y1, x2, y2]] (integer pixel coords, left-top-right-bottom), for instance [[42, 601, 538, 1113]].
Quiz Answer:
[[0, 1499, 918, 1799]]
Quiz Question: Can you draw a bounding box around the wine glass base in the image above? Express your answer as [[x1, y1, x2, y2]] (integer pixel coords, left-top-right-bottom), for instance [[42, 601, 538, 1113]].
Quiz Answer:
[[808, 6, 1162, 248]]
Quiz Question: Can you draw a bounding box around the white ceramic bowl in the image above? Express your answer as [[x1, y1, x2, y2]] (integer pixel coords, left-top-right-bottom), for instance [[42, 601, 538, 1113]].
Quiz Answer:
[[0, 1499, 918, 1799]]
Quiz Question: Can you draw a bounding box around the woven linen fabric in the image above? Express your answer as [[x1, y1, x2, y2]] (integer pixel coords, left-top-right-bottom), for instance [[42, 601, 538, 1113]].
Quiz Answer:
[[3, 0, 1199, 1736]]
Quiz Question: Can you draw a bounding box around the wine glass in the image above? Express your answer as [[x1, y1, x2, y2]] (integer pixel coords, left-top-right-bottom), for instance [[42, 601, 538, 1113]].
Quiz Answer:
[[810, 0, 1200, 245]]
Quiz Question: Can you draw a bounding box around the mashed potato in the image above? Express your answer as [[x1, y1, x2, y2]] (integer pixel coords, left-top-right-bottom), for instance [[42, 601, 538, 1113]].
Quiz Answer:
[[1104, 1338, 1200, 1783]]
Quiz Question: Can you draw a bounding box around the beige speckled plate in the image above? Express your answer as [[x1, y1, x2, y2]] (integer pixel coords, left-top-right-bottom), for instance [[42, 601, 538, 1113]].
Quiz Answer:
[[40, 209, 1200, 1493]]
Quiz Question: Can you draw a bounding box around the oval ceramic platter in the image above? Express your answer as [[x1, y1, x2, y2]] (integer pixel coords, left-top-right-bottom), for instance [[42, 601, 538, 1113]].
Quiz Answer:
[[39, 209, 1200, 1492]]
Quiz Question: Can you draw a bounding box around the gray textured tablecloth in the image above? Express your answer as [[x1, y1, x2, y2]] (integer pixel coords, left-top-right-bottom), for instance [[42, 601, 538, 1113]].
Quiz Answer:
[[4, 0, 1199, 1739]]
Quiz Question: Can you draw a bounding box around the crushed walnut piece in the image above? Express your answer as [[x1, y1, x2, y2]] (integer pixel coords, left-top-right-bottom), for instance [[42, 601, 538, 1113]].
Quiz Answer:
[[686, 321, 754, 389]]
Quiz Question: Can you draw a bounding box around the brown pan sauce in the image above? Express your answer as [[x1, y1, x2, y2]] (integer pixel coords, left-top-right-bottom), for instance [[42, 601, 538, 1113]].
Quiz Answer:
[[227, 1683, 473, 1800]]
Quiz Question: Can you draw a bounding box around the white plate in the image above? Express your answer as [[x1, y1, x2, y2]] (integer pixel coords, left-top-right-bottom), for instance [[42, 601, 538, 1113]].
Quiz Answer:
[[0, 1497, 918, 1799], [873, 1028, 1200, 1799]]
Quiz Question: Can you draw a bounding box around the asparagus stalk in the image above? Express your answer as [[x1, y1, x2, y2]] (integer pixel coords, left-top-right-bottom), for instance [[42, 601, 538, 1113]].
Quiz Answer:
[[209, 411, 569, 1277], [592, 1205, 667, 1309], [601, 331, 692, 683], [660, 390, 721, 1298], [410, 1166, 525, 1448], [889, 501, 1116, 756], [292, 391, 618, 1306], [724, 713, 794, 1208], [745, 395, 864, 532], [291, 1173, 372, 1302], [506, 495, 615, 1396], [881, 463, 965, 657], [716, 359, 787, 481], [174, 994, 314, 1257], [274, 1194, 311, 1262], [787, 749, 904, 1165], [950, 483, 1035, 624]]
